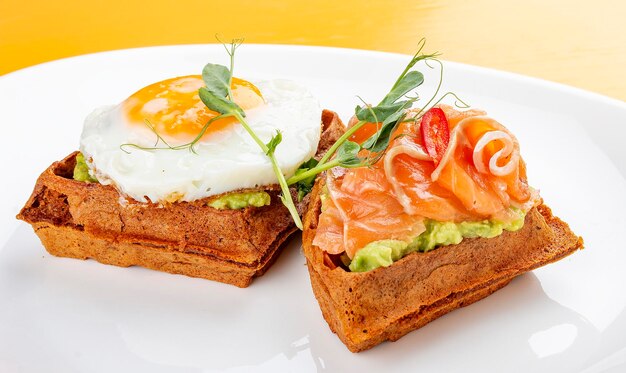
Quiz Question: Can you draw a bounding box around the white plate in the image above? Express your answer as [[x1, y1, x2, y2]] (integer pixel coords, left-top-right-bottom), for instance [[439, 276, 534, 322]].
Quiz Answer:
[[1, 45, 625, 373]]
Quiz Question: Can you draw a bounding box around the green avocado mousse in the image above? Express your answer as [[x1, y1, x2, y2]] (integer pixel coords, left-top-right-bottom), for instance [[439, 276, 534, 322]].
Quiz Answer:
[[348, 210, 526, 272], [207, 191, 271, 210], [73, 152, 98, 183]]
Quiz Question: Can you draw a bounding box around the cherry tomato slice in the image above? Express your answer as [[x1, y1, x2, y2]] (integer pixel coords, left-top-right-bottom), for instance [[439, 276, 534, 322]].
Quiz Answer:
[[420, 107, 450, 165]]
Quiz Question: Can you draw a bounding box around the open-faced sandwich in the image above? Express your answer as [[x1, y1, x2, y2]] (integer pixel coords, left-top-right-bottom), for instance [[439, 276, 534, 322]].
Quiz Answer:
[[300, 43, 584, 352], [17, 41, 343, 287]]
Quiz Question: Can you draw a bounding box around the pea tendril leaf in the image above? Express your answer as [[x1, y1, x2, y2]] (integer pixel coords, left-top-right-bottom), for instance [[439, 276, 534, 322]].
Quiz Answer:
[[201, 63, 231, 98], [294, 158, 319, 202], [265, 130, 282, 155]]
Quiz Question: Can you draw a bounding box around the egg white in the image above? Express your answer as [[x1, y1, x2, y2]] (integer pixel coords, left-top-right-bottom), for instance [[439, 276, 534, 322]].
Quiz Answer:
[[79, 79, 321, 203]]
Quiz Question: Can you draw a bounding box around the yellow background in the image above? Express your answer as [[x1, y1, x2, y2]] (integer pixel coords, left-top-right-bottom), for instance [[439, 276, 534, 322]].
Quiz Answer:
[[1, 0, 624, 100]]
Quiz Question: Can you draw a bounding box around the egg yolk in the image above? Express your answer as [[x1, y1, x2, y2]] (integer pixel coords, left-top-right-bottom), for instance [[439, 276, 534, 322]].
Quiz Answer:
[[123, 75, 264, 140]]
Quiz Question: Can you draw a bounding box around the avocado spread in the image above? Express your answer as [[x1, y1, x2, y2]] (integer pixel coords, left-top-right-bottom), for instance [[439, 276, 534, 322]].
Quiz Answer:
[[73, 152, 98, 183], [349, 209, 526, 272], [208, 191, 271, 210]]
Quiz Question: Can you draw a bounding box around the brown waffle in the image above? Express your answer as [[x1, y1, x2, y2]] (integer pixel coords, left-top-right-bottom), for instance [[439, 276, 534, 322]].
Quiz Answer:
[[302, 175, 583, 352], [17, 110, 345, 288]]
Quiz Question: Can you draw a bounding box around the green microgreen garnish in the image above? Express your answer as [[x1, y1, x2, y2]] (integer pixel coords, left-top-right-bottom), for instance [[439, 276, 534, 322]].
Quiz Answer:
[[287, 38, 469, 199], [120, 38, 303, 229], [198, 39, 302, 229], [293, 157, 319, 202]]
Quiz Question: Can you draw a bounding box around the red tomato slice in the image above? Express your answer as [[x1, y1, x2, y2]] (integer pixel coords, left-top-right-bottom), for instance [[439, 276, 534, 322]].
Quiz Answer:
[[420, 107, 450, 165]]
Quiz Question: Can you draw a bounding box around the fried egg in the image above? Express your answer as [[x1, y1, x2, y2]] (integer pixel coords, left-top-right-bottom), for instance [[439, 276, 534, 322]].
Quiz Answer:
[[80, 75, 321, 203]]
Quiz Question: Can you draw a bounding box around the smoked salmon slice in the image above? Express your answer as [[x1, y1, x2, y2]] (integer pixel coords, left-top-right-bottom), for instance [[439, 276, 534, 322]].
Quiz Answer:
[[314, 105, 537, 259]]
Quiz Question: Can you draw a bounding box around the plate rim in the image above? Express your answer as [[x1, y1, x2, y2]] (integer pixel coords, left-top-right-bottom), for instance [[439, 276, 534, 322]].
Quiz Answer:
[[1, 43, 624, 110]]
